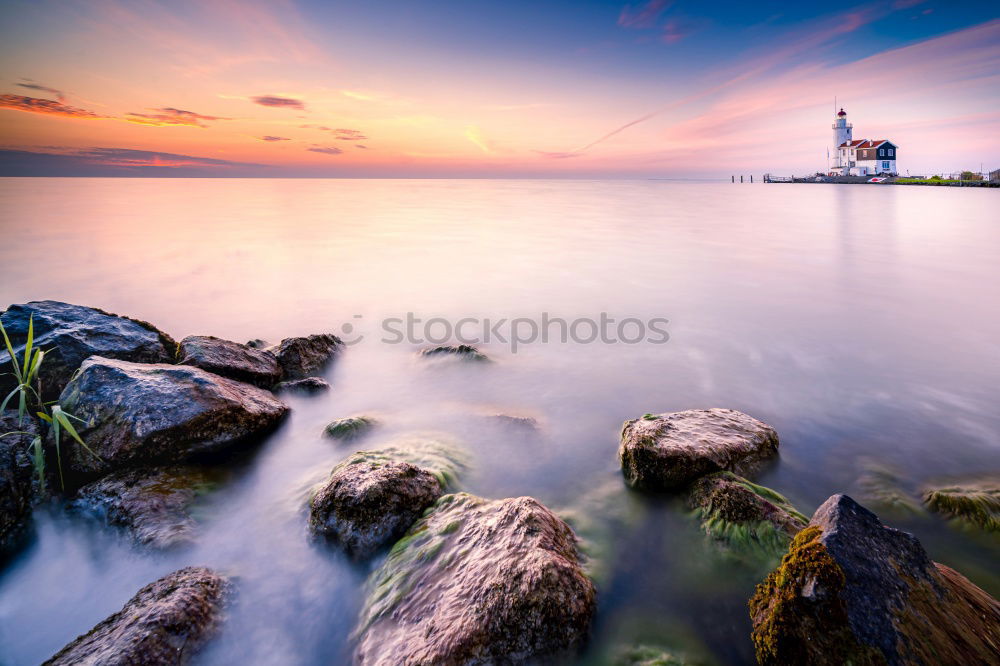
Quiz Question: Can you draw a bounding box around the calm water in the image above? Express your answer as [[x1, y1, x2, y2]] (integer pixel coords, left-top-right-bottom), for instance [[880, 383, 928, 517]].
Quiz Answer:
[[0, 178, 998, 665]]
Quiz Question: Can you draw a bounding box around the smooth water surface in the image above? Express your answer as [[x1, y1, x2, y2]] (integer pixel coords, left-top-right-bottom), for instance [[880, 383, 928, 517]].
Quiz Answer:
[[1, 178, 998, 664]]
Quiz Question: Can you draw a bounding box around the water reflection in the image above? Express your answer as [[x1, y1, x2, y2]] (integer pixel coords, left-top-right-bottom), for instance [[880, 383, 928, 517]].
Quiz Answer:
[[0, 178, 998, 664]]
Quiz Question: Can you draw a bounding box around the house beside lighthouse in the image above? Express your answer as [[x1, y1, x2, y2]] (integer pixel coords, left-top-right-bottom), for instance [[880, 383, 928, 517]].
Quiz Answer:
[[830, 108, 898, 176]]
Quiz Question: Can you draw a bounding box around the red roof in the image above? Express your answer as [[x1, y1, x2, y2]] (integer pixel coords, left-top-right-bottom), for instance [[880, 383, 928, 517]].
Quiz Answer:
[[839, 139, 893, 149]]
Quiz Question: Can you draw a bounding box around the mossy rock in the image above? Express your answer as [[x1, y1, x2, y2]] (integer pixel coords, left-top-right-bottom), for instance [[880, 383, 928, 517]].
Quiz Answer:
[[749, 494, 1000, 665], [619, 408, 779, 491], [323, 415, 377, 442], [923, 479, 999, 533], [355, 492, 595, 664], [308, 435, 467, 558], [687, 472, 807, 565]]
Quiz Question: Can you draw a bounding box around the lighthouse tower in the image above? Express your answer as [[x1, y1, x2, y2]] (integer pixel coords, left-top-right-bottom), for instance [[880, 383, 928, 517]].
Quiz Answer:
[[831, 108, 852, 174]]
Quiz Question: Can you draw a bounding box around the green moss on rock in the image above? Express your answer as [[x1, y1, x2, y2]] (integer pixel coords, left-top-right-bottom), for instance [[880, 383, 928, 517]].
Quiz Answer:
[[322, 415, 377, 442], [923, 480, 999, 532]]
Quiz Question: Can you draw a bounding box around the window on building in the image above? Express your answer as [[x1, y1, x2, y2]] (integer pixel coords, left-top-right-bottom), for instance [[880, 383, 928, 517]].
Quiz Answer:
[[889, 148, 894, 156], [882, 161, 890, 170], [879, 149, 885, 156]]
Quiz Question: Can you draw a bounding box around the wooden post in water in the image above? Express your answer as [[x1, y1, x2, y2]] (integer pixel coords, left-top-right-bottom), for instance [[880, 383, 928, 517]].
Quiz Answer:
[[731, 175, 734, 183], [740, 175, 744, 183], [750, 175, 753, 183]]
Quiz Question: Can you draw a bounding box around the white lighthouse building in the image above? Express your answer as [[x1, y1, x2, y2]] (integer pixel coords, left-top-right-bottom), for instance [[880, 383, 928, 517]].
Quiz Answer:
[[830, 108, 898, 176]]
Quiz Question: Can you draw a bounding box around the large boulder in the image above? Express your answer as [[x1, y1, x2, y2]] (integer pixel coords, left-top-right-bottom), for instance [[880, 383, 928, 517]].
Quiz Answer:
[[687, 471, 807, 563], [177, 335, 281, 388], [309, 440, 464, 558], [74, 466, 215, 549], [272, 334, 342, 379], [0, 301, 176, 401], [749, 494, 1000, 665], [0, 411, 40, 548], [44, 566, 230, 665], [619, 409, 779, 491], [58, 357, 288, 480], [356, 493, 596, 664]]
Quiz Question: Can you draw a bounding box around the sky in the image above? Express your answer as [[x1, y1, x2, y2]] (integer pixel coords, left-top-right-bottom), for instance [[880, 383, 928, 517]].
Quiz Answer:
[[0, 0, 997, 177]]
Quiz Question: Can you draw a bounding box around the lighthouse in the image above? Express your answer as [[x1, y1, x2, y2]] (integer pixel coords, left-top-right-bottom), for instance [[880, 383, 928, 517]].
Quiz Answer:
[[831, 108, 852, 174]]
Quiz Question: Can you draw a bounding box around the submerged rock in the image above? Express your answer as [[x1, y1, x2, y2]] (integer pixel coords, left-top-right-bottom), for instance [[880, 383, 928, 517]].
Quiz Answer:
[[178, 335, 281, 388], [855, 459, 923, 518], [273, 333, 343, 379], [613, 644, 699, 666], [687, 472, 807, 562], [0, 411, 40, 548], [356, 493, 596, 664], [0, 301, 176, 401], [74, 467, 215, 549], [58, 357, 288, 480], [489, 413, 540, 431], [619, 409, 779, 491], [323, 415, 377, 442], [274, 376, 329, 394], [749, 494, 1000, 665], [418, 344, 490, 362], [44, 566, 231, 666], [923, 478, 999, 533]]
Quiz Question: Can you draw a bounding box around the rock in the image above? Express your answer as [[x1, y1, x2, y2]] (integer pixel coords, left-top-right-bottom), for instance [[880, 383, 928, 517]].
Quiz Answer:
[[923, 478, 999, 532], [74, 467, 215, 549], [178, 335, 281, 388], [489, 413, 540, 431], [356, 493, 596, 664], [44, 566, 230, 666], [686, 472, 807, 563], [246, 338, 270, 349], [274, 376, 329, 394], [619, 409, 779, 491], [418, 344, 490, 362], [0, 301, 176, 401], [323, 415, 377, 442], [749, 494, 1000, 666], [273, 334, 342, 379], [614, 644, 697, 666], [309, 451, 446, 559], [309, 438, 464, 558], [58, 357, 288, 481], [0, 411, 40, 548]]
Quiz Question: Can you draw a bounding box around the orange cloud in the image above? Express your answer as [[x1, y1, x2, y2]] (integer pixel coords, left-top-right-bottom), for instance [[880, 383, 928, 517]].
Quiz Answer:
[[125, 107, 231, 127], [0, 94, 104, 119]]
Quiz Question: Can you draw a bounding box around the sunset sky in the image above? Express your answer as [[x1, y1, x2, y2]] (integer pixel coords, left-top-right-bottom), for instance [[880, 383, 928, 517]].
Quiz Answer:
[[0, 0, 997, 177]]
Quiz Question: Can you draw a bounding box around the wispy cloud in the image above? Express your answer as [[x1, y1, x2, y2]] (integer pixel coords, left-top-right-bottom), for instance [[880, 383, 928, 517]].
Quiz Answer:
[[341, 90, 376, 101], [618, 1, 671, 29], [252, 95, 305, 110], [259, 135, 290, 141], [464, 126, 493, 154], [332, 128, 367, 140], [125, 107, 230, 127], [535, 151, 581, 159], [16, 80, 65, 101], [308, 146, 343, 155], [0, 94, 104, 119]]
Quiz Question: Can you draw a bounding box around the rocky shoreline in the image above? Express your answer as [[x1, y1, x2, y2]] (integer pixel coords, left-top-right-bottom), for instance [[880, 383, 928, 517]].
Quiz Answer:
[[2, 300, 998, 664]]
